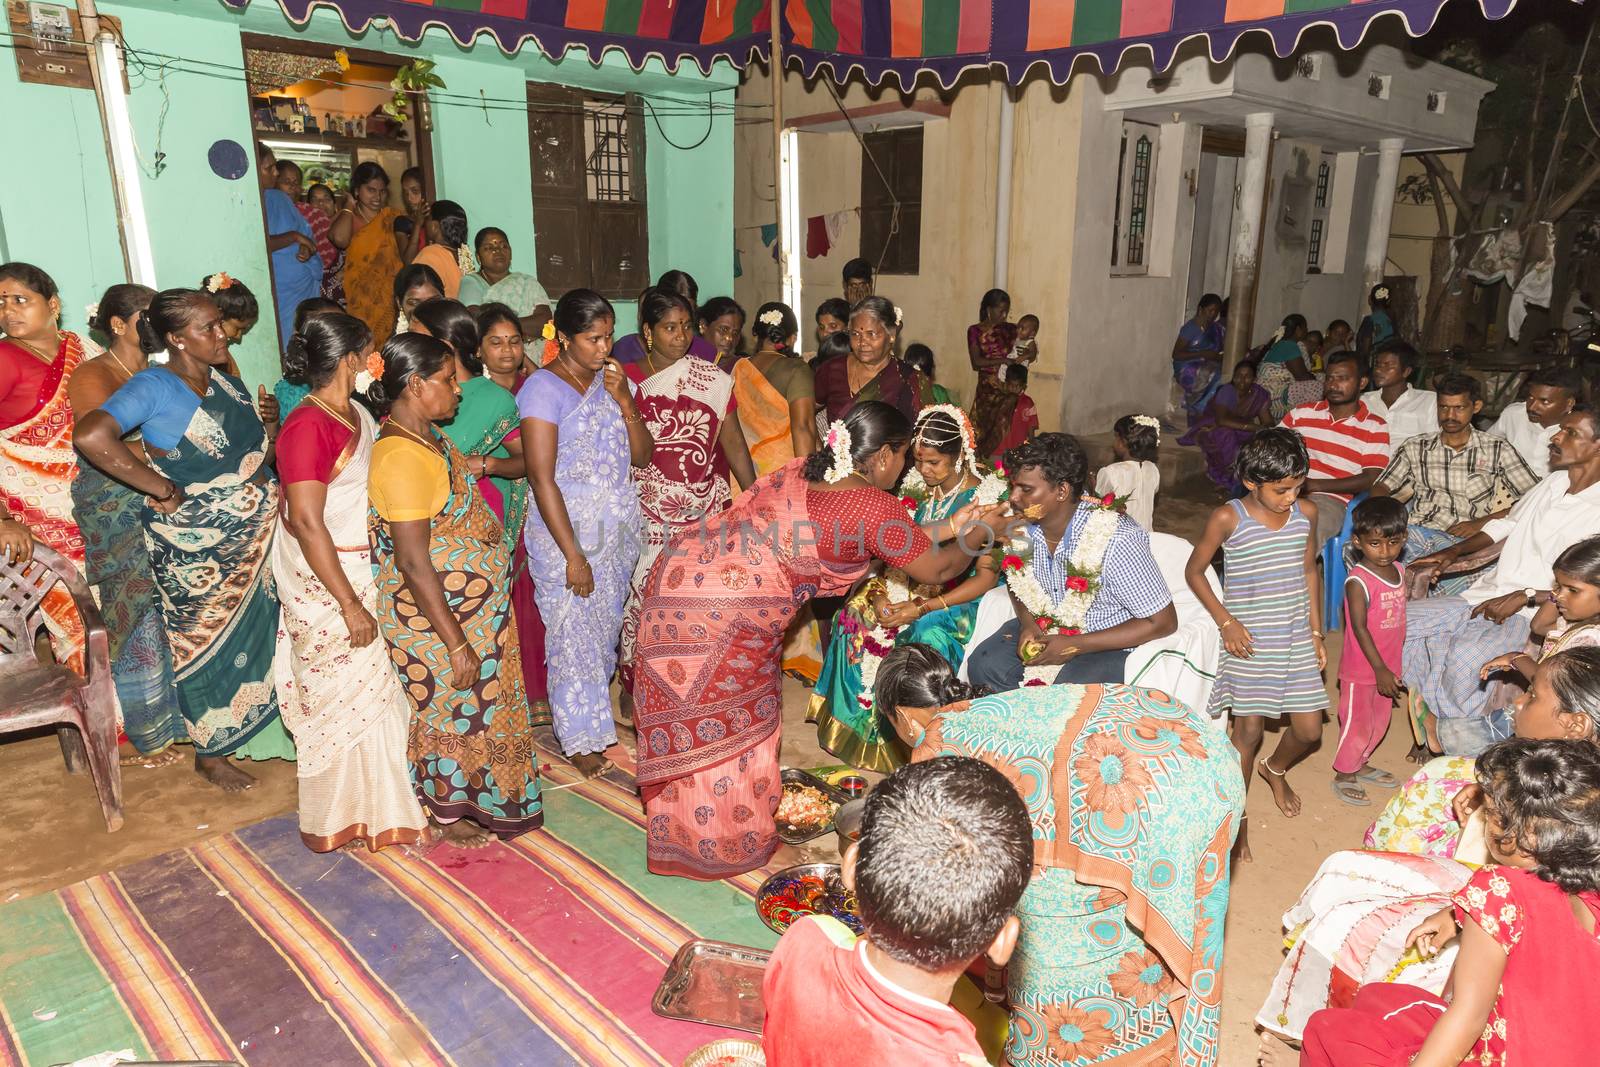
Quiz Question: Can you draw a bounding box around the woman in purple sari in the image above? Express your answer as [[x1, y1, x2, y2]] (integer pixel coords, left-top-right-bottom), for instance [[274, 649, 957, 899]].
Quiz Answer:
[[1181, 360, 1270, 493], [518, 290, 653, 778]]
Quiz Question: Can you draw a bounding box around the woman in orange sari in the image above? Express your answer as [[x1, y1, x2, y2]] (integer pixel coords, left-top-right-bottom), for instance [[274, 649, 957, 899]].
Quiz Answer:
[[731, 300, 824, 681], [634, 401, 1006, 879], [330, 162, 404, 348], [0, 262, 88, 671]]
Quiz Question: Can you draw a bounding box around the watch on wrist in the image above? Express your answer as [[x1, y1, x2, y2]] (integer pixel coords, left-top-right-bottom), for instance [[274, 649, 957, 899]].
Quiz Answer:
[[1523, 587, 1539, 605]]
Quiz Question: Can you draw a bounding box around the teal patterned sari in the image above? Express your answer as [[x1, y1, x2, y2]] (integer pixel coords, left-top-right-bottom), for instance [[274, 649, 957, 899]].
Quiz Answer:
[[913, 686, 1244, 1067], [140, 369, 288, 758], [810, 484, 984, 772]]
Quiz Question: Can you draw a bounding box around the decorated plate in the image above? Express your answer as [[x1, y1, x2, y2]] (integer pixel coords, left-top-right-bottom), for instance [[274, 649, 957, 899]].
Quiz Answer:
[[755, 862, 862, 936]]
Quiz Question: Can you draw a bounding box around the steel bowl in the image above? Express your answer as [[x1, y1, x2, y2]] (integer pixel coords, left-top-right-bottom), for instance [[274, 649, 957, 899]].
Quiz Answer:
[[833, 798, 865, 857]]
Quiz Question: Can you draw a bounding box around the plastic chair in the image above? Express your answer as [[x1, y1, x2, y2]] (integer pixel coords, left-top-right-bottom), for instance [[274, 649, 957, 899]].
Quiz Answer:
[[0, 543, 122, 831], [1319, 492, 1368, 633]]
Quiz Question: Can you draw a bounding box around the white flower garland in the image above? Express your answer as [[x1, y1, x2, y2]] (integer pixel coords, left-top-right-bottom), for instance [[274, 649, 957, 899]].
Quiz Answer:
[[758, 308, 784, 327], [823, 420, 854, 483], [856, 568, 911, 716], [1001, 501, 1121, 686]]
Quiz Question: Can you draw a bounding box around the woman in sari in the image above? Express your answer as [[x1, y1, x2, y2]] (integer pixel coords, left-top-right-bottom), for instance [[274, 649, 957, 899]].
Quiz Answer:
[[1256, 647, 1600, 1042], [411, 200, 469, 299], [697, 296, 747, 374], [811, 407, 1001, 771], [732, 301, 824, 682], [366, 332, 541, 844], [393, 264, 444, 336], [634, 401, 1005, 880], [458, 227, 551, 334], [617, 287, 757, 703], [1257, 314, 1317, 420], [273, 313, 428, 852], [968, 288, 1020, 458], [68, 283, 183, 761], [75, 288, 292, 792], [519, 290, 654, 778], [330, 161, 405, 347], [478, 303, 548, 720], [0, 262, 89, 676], [814, 297, 932, 423], [874, 643, 1244, 1067], [1171, 293, 1225, 427], [1179, 360, 1271, 494], [412, 298, 543, 721]]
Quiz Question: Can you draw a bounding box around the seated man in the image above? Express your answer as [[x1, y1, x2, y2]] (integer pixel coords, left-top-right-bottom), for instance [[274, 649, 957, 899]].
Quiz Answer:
[[1361, 339, 1437, 446], [1280, 350, 1392, 549], [1491, 366, 1580, 477], [1371, 374, 1538, 595], [1403, 406, 1600, 754], [966, 432, 1176, 690]]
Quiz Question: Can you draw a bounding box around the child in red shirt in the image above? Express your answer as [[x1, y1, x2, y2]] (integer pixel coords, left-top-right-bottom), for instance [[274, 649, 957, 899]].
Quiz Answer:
[[1271, 738, 1600, 1067], [762, 757, 1033, 1066], [990, 362, 1039, 462]]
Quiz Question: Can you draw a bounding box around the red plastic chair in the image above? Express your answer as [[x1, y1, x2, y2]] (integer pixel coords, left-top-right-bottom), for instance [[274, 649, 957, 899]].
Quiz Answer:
[[0, 542, 122, 831]]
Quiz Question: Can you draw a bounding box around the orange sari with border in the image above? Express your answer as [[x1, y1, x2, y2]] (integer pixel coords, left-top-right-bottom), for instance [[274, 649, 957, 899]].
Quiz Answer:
[[343, 207, 403, 348], [0, 333, 87, 671]]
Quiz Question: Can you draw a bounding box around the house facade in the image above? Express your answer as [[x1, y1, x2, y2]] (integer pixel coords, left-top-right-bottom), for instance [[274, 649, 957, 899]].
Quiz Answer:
[[1, 0, 737, 390], [735, 33, 1493, 435]]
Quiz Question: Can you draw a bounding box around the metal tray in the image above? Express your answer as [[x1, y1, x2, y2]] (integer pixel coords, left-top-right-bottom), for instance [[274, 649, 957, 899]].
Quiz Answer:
[[775, 768, 851, 844], [651, 938, 772, 1034], [756, 862, 863, 936]]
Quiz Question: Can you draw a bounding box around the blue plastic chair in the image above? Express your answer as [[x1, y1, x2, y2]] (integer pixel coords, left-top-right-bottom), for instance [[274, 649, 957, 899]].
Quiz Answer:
[[1319, 492, 1369, 633]]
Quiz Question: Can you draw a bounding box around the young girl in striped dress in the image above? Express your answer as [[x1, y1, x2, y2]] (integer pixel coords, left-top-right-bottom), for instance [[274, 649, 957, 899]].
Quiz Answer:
[[1184, 427, 1327, 860]]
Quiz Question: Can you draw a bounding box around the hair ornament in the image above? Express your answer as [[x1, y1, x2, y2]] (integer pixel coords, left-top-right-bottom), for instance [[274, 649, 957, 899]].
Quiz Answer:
[[1271, 326, 1286, 344], [824, 420, 854, 484], [758, 308, 784, 327], [1373, 285, 1391, 301], [541, 321, 556, 341], [353, 350, 385, 395], [205, 272, 235, 294], [456, 244, 477, 275], [85, 302, 99, 324], [893, 305, 904, 328]]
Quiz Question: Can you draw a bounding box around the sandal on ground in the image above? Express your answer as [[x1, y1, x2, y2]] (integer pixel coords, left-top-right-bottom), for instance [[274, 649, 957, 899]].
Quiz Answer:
[[1331, 778, 1371, 806], [1354, 766, 1399, 787]]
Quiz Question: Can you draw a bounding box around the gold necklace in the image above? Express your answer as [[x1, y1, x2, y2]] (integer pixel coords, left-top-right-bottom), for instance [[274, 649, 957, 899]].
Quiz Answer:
[[307, 394, 355, 432], [104, 345, 137, 380], [386, 418, 440, 453]]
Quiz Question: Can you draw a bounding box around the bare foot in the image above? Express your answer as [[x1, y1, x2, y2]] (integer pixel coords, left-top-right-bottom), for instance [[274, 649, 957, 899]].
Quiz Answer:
[[1232, 816, 1253, 864], [194, 754, 257, 793], [570, 752, 614, 779], [438, 820, 493, 849], [121, 744, 185, 769], [1256, 1031, 1299, 1067], [1257, 758, 1302, 817]]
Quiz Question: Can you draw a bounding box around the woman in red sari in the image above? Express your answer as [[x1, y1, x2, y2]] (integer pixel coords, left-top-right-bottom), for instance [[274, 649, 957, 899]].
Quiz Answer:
[[634, 400, 1010, 879], [0, 262, 88, 670]]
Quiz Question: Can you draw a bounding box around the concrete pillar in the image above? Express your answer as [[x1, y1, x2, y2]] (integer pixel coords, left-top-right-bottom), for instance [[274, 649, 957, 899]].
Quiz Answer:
[[1223, 112, 1274, 372], [1363, 137, 1406, 299]]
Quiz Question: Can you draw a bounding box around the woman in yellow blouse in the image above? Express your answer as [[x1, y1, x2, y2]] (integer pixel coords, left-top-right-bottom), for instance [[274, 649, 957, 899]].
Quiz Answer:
[[366, 332, 542, 846]]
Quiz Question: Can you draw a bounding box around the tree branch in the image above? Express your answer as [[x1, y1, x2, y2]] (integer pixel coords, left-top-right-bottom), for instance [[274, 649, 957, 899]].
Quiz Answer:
[[1421, 153, 1473, 222], [1548, 153, 1600, 220]]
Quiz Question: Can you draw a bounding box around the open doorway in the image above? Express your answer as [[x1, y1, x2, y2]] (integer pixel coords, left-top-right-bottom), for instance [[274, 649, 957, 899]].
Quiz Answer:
[[1186, 129, 1242, 316]]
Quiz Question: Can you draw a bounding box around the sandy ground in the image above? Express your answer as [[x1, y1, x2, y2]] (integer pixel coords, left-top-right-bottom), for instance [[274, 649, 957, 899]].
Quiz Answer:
[[0, 436, 1410, 1067]]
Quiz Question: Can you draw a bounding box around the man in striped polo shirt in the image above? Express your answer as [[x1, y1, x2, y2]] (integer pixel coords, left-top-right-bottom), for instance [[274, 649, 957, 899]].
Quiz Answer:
[[1279, 351, 1391, 549]]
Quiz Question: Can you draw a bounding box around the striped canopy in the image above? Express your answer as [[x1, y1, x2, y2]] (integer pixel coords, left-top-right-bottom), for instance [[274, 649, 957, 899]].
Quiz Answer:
[[245, 0, 1522, 85]]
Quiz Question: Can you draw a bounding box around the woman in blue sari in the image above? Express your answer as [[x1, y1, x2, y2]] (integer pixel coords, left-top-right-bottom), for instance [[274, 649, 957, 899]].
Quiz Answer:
[[810, 407, 1001, 771], [1257, 313, 1317, 420], [1170, 293, 1225, 426], [75, 288, 291, 792]]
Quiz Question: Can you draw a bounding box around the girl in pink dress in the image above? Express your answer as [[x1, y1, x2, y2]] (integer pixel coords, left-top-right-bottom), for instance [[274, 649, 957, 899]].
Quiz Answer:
[[1334, 497, 1408, 806], [1280, 737, 1600, 1067]]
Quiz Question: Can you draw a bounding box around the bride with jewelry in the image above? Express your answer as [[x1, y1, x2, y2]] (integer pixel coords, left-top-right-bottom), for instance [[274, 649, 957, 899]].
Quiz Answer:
[[809, 406, 1005, 772]]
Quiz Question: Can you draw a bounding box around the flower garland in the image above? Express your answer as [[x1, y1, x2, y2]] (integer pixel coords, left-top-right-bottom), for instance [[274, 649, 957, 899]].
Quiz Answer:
[[823, 420, 854, 483], [1001, 494, 1123, 686], [354, 350, 385, 395]]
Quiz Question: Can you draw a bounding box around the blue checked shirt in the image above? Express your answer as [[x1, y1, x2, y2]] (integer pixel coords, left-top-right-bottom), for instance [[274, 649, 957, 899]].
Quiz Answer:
[[1025, 503, 1173, 630]]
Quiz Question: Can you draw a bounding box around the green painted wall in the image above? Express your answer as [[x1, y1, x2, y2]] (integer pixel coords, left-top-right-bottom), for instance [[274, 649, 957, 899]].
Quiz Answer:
[[0, 0, 737, 386]]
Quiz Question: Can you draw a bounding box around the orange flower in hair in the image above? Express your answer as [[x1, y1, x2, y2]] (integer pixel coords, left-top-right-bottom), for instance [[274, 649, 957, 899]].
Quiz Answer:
[[366, 351, 385, 379], [542, 337, 561, 365]]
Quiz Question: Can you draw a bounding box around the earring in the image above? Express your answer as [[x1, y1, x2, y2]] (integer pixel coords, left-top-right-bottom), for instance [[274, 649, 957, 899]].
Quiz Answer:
[[113, 328, 124, 337], [646, 334, 654, 354], [176, 343, 185, 350]]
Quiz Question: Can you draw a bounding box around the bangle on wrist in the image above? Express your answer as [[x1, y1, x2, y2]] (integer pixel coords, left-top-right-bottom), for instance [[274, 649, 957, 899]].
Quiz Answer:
[[448, 639, 471, 656], [150, 480, 177, 503]]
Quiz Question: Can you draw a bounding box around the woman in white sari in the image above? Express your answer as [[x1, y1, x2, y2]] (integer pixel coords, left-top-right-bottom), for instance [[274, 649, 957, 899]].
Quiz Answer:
[[272, 313, 428, 852]]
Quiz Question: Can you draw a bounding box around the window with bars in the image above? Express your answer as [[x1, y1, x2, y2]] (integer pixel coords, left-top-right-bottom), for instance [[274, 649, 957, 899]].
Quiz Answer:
[[1307, 155, 1334, 272], [527, 84, 649, 298], [1111, 120, 1159, 275]]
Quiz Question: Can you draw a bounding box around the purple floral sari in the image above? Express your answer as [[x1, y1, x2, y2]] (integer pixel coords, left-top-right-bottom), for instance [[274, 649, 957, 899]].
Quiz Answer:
[[1181, 383, 1268, 491]]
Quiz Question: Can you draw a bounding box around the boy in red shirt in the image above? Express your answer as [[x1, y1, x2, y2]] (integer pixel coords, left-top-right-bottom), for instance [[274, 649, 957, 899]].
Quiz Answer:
[[762, 757, 1033, 1066]]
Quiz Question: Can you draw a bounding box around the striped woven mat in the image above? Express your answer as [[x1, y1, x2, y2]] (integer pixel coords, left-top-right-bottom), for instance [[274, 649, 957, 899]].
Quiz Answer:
[[0, 761, 783, 1066]]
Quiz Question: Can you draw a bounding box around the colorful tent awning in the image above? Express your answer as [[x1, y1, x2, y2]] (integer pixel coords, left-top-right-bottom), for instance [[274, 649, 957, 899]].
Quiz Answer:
[[238, 0, 1523, 86]]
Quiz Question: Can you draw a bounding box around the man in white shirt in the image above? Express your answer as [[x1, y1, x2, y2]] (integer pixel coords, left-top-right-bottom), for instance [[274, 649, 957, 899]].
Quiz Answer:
[[1399, 406, 1600, 754], [1362, 339, 1438, 447], [1490, 367, 1580, 476]]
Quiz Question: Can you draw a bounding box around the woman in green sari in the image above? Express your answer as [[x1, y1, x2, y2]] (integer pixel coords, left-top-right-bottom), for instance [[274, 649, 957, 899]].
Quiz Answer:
[[810, 406, 1001, 771], [75, 288, 292, 792], [875, 643, 1245, 1067]]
